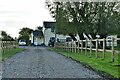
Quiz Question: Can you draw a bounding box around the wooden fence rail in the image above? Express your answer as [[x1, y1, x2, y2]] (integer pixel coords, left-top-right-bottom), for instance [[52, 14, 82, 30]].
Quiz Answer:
[[55, 38, 120, 62], [0, 41, 19, 53]]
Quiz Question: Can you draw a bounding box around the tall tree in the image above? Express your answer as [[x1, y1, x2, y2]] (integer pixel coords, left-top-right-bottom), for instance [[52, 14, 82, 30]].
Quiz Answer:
[[46, 2, 77, 40], [46, 1, 120, 41], [1, 31, 14, 41], [18, 27, 33, 45]]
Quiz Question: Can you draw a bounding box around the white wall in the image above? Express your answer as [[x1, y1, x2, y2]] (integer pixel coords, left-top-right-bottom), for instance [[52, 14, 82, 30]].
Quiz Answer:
[[44, 28, 55, 46], [106, 35, 117, 46], [34, 36, 44, 45], [31, 33, 34, 43], [30, 33, 44, 45], [44, 28, 70, 46], [57, 34, 69, 40]]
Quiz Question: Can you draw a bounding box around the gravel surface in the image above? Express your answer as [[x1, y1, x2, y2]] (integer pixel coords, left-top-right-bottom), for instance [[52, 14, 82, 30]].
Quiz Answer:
[[2, 46, 103, 78]]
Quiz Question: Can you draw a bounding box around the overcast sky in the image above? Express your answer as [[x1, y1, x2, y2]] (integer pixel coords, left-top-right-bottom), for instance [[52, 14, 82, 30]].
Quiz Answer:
[[0, 0, 54, 38]]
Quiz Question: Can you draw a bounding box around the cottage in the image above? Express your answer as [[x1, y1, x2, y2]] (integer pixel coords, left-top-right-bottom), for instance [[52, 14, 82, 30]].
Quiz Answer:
[[43, 21, 70, 46], [31, 30, 44, 46]]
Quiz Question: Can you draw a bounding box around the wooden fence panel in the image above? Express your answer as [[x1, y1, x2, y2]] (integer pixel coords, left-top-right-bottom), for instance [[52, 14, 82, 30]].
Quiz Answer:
[[55, 38, 120, 62], [1, 41, 19, 53]]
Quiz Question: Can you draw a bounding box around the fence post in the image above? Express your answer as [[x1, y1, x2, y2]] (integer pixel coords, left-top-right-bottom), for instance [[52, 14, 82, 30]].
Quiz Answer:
[[103, 38, 105, 59], [77, 40, 80, 53], [65, 42, 67, 51], [1, 41, 3, 53], [96, 39, 98, 58], [90, 39, 92, 57], [67, 42, 69, 51], [3, 41, 5, 53], [0, 41, 3, 53], [81, 40, 83, 53], [7, 41, 9, 51], [68, 42, 69, 52], [72, 41, 74, 53], [70, 42, 72, 52], [63, 43, 64, 50], [75, 41, 77, 53], [67, 42, 68, 51], [64, 42, 65, 50], [85, 39, 88, 55], [69, 42, 71, 52], [63, 43, 66, 50], [112, 37, 115, 62], [4, 41, 7, 51]]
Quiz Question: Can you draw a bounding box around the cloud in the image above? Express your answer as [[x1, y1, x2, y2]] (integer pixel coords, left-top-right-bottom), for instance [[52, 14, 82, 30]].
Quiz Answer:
[[0, 0, 54, 38]]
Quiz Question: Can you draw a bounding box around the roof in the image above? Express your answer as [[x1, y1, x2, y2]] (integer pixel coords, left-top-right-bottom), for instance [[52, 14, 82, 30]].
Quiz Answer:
[[32, 31, 43, 37], [43, 21, 55, 28]]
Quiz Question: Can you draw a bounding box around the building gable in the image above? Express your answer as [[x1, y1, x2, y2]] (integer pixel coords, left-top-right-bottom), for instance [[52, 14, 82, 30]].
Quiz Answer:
[[43, 21, 55, 32]]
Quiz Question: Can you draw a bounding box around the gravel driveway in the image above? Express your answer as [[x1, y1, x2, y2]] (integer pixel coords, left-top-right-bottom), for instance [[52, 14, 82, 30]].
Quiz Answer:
[[2, 46, 103, 78]]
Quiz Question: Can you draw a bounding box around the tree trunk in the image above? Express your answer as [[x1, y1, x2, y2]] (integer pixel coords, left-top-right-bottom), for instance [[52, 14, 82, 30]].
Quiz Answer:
[[84, 33, 91, 39], [69, 33, 77, 41], [99, 34, 107, 49], [91, 34, 96, 48], [78, 33, 85, 47], [78, 33, 85, 40]]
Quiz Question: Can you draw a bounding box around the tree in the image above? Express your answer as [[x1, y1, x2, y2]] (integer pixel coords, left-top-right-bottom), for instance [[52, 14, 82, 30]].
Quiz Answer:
[[18, 27, 33, 45], [46, 1, 120, 42], [46, 2, 78, 40], [1, 31, 14, 41]]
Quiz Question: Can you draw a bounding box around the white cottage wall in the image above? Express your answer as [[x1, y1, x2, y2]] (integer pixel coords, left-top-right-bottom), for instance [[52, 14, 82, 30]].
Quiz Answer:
[[44, 28, 55, 46]]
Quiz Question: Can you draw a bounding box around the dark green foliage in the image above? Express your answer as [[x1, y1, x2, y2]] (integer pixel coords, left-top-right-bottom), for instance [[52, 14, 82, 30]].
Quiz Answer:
[[46, 1, 120, 39], [1, 31, 14, 41], [18, 27, 33, 45]]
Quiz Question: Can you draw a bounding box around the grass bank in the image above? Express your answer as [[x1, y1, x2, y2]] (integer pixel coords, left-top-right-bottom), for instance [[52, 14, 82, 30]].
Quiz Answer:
[[0, 48, 25, 62], [51, 48, 119, 78]]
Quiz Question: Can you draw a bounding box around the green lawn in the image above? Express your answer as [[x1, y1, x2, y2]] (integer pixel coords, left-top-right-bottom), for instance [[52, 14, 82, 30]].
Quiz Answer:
[[51, 48, 119, 78], [0, 48, 25, 62]]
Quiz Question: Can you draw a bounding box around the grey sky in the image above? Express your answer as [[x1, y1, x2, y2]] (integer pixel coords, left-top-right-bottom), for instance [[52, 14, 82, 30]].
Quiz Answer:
[[0, 0, 54, 38]]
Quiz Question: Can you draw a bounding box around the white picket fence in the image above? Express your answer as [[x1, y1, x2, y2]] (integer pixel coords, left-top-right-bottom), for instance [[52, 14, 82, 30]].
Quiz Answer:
[[55, 38, 120, 62]]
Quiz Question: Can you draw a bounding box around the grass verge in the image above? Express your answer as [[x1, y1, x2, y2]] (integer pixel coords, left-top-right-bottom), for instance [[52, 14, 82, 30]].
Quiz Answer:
[[0, 48, 25, 62], [50, 48, 119, 78]]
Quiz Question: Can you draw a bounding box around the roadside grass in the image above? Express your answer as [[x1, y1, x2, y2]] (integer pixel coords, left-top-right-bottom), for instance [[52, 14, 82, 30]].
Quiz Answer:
[[51, 48, 119, 78], [0, 48, 25, 62]]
